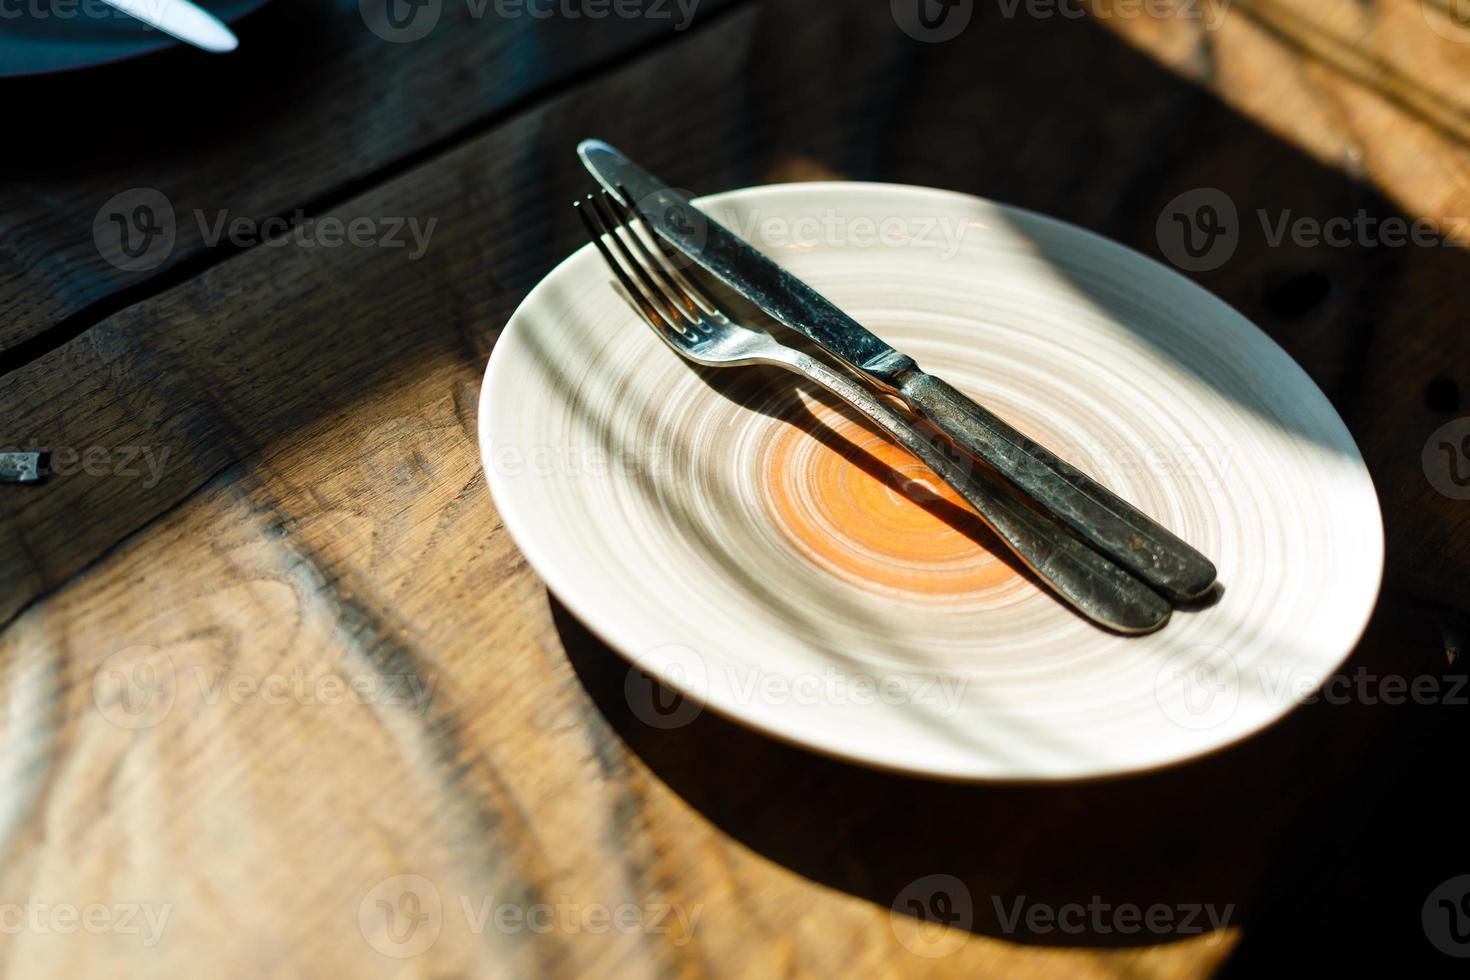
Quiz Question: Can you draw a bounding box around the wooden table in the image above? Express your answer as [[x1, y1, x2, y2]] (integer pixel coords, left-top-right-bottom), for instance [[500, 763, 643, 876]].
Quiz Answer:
[[2, 0, 1466, 975]]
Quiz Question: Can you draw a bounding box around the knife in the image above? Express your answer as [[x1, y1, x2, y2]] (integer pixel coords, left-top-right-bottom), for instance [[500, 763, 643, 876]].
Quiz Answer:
[[579, 139, 1217, 601], [99, 0, 239, 53]]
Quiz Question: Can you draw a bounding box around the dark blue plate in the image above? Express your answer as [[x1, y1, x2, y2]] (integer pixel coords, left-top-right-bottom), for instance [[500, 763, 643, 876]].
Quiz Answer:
[[0, 0, 272, 77]]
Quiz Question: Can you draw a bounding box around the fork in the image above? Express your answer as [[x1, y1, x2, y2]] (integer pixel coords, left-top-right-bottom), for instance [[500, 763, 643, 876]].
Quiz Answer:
[[575, 191, 1171, 634]]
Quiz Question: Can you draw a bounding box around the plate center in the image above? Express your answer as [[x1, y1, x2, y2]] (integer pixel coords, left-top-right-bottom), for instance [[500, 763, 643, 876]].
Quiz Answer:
[[758, 390, 1026, 600]]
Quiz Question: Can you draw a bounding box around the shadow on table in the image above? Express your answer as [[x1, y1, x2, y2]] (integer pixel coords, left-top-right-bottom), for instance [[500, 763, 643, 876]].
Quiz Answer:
[[554, 593, 1457, 960]]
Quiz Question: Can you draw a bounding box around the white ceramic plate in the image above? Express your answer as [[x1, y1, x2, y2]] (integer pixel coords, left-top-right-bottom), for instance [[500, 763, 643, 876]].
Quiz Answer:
[[479, 182, 1383, 781]]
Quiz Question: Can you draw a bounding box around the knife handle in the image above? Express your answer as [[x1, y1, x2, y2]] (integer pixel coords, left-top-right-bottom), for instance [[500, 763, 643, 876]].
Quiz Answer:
[[893, 371, 1217, 601], [789, 353, 1171, 634]]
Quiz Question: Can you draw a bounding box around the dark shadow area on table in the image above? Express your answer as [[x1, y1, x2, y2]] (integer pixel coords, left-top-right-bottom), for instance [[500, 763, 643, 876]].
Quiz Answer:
[[0, 0, 343, 374], [555, 592, 1462, 965], [1, 1, 341, 176]]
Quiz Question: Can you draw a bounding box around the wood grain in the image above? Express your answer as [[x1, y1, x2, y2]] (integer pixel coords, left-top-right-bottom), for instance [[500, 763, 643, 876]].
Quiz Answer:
[[0, 0, 1466, 975], [0, 0, 741, 355]]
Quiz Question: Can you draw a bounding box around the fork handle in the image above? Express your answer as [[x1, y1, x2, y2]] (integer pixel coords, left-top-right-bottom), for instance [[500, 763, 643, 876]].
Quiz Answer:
[[894, 371, 1216, 601], [785, 353, 1171, 634]]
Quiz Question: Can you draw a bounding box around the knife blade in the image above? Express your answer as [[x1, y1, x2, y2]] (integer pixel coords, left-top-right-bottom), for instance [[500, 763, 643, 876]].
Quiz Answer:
[[578, 139, 1217, 601], [98, 0, 239, 53]]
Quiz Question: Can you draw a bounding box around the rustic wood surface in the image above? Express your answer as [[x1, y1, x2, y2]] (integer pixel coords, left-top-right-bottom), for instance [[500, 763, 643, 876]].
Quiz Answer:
[[1, 0, 1465, 976]]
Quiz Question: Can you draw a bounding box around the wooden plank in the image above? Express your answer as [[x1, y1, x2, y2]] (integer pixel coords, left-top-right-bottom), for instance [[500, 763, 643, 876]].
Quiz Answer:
[[0, 0, 739, 355]]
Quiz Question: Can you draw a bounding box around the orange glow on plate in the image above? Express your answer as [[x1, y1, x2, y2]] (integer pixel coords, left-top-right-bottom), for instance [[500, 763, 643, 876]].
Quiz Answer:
[[761, 394, 1025, 600]]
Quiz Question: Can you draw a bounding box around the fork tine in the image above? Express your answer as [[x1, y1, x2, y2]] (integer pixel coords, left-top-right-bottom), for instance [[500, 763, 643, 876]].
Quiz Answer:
[[575, 198, 679, 336], [615, 185, 720, 316], [605, 190, 701, 318], [589, 193, 689, 329]]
